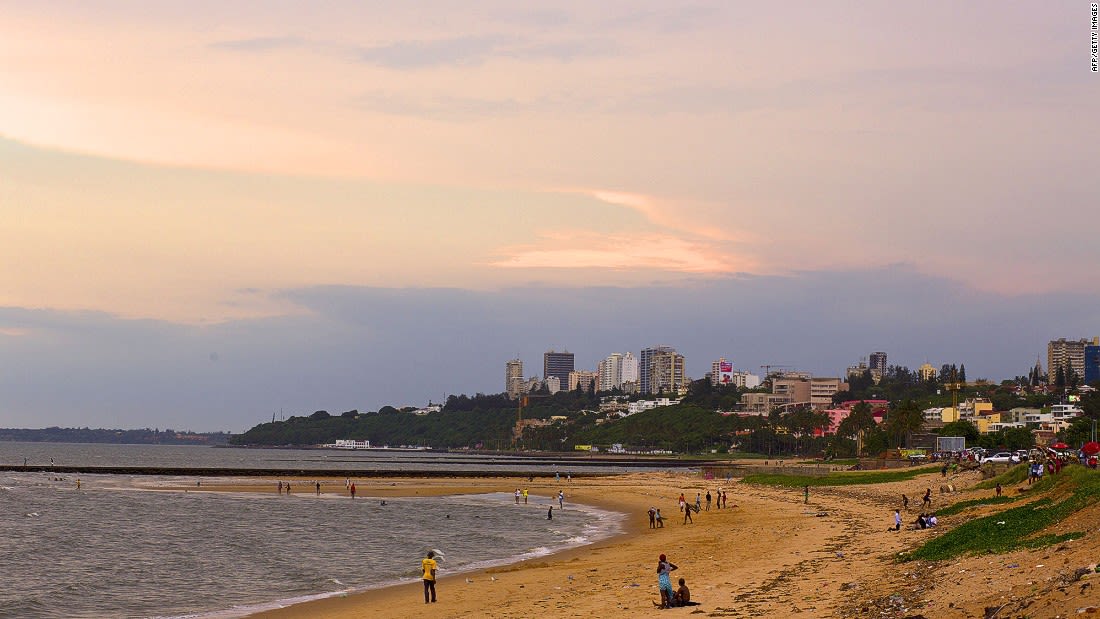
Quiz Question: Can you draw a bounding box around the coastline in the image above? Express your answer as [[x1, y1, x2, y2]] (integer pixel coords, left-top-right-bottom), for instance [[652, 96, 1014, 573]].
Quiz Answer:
[[161, 473, 646, 619], [173, 467, 1100, 618]]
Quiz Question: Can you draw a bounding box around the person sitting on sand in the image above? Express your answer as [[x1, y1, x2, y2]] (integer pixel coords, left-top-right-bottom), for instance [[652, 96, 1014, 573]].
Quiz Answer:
[[673, 577, 699, 606], [914, 513, 927, 529], [928, 513, 937, 527]]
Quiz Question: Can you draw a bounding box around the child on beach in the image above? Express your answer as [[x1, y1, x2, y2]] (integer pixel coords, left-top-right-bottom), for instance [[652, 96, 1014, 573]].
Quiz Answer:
[[655, 508, 664, 528]]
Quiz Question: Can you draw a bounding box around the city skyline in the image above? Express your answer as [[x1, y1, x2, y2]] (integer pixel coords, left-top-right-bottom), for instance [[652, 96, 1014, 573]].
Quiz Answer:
[[1, 2, 1097, 431]]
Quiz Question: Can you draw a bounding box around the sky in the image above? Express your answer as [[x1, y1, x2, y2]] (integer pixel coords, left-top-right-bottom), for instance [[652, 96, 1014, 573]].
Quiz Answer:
[[1, 2, 1097, 432]]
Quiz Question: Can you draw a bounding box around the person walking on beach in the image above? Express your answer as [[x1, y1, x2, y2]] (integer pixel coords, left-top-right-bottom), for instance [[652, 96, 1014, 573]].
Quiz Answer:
[[695, 493, 701, 512], [515, 489, 521, 504], [705, 490, 712, 511], [655, 508, 664, 528], [522, 488, 528, 504], [891, 509, 901, 532], [316, 482, 321, 496], [648, 507, 657, 528], [678, 493, 686, 512], [349, 483, 356, 499], [421, 550, 438, 603], [547, 505, 553, 520], [656, 554, 678, 609], [902, 494, 909, 510], [922, 488, 931, 509], [995, 482, 1003, 496], [682, 503, 693, 524], [721, 490, 727, 509], [558, 490, 565, 509]]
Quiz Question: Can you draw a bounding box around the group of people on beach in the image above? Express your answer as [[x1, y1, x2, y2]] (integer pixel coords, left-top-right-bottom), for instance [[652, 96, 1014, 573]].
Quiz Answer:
[[647, 487, 731, 528]]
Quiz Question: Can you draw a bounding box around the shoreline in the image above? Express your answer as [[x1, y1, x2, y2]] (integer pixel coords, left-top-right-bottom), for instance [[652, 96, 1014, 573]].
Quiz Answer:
[[154, 474, 647, 619], [156, 467, 1100, 618]]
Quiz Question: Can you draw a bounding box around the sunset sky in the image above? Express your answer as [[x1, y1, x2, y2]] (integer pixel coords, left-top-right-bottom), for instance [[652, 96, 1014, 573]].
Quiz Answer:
[[2, 2, 1097, 431]]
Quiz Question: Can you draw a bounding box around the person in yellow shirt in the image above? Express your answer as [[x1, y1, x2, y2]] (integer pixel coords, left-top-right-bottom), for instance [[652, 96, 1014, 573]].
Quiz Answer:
[[421, 550, 438, 603]]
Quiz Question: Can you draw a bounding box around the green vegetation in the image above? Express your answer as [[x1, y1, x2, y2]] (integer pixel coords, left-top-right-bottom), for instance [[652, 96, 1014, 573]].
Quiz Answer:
[[974, 463, 1029, 489], [905, 465, 1100, 561], [742, 466, 938, 488], [934, 495, 1016, 517], [0, 427, 230, 445]]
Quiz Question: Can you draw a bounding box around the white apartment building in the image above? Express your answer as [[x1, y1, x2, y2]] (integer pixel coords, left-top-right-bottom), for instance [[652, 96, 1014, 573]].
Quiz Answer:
[[598, 353, 622, 392], [621, 352, 639, 386], [626, 397, 681, 415]]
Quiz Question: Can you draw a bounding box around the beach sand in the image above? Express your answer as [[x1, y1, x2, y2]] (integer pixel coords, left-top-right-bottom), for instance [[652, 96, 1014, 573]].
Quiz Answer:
[[182, 467, 1100, 618]]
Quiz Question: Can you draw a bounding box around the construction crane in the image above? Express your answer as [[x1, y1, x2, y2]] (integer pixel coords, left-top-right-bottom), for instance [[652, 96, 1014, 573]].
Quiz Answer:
[[943, 381, 965, 413]]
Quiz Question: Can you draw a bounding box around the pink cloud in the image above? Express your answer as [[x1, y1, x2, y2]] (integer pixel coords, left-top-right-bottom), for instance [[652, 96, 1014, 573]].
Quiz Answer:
[[488, 231, 757, 274]]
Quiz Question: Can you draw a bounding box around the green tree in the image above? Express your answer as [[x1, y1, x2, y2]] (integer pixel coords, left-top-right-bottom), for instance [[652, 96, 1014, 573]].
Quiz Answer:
[[938, 419, 980, 444], [1001, 426, 1035, 451], [883, 399, 924, 448]]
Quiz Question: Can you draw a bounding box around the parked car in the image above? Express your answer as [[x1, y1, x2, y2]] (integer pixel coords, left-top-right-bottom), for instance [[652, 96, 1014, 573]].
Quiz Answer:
[[981, 452, 1018, 464], [1014, 450, 1030, 461]]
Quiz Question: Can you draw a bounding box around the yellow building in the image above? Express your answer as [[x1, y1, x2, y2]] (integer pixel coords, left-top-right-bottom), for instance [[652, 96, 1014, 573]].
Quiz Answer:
[[941, 407, 960, 423], [918, 363, 937, 381], [973, 401, 993, 416], [974, 412, 1002, 434]]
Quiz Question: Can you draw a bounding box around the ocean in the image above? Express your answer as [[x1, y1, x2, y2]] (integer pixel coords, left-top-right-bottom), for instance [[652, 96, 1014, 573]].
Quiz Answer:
[[0, 443, 628, 619]]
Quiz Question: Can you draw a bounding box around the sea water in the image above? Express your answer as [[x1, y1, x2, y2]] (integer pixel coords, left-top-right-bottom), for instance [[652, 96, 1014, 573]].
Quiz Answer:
[[0, 470, 624, 618]]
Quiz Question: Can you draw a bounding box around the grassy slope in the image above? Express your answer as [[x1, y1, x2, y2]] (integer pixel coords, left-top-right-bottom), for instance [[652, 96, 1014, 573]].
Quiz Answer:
[[905, 465, 1100, 561], [742, 466, 939, 488]]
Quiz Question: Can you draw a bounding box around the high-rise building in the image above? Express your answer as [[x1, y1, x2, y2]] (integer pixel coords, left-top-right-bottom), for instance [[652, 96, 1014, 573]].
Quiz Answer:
[[598, 353, 623, 392], [505, 359, 524, 399], [869, 352, 887, 382], [543, 350, 575, 391], [1047, 338, 1094, 385], [621, 352, 639, 387], [648, 349, 686, 395], [640, 345, 675, 394], [711, 358, 734, 386], [1086, 344, 1100, 386]]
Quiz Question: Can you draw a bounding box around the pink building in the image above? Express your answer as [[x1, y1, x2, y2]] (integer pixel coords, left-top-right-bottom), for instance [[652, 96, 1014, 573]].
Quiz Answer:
[[815, 400, 889, 437]]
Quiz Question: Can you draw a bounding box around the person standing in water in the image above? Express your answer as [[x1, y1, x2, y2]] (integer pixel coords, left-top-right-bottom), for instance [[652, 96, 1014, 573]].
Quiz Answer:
[[558, 490, 565, 509], [421, 551, 438, 603]]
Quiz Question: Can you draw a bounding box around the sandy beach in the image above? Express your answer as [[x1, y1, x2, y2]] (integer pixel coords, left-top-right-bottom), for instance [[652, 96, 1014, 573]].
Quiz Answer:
[[179, 467, 1100, 619]]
